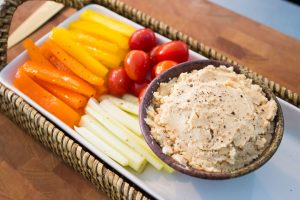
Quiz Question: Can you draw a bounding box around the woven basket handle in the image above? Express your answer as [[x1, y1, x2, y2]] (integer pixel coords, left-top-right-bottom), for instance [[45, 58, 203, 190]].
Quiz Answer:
[[0, 0, 91, 70]]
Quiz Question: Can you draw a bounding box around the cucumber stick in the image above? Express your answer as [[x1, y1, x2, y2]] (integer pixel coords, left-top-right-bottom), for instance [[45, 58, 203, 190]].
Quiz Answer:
[[86, 99, 164, 170], [99, 99, 141, 136], [80, 115, 146, 172], [74, 126, 128, 166], [100, 95, 138, 116], [122, 94, 138, 105]]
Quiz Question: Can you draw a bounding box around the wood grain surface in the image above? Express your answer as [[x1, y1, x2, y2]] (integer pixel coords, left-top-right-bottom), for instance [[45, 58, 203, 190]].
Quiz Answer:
[[1, 0, 300, 199]]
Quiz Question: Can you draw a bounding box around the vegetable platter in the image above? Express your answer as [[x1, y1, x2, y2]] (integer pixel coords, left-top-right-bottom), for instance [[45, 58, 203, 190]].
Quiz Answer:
[[1, 4, 300, 200]]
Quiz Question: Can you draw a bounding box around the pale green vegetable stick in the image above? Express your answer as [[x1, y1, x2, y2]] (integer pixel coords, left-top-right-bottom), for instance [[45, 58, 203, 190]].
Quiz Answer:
[[122, 94, 138, 105], [74, 126, 128, 166], [99, 99, 141, 136], [100, 95, 138, 116], [80, 115, 146, 171], [86, 99, 164, 170]]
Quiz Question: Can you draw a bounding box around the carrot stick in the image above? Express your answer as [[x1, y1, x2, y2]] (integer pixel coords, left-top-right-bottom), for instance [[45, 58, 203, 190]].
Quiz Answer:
[[40, 43, 74, 74], [14, 69, 80, 127], [21, 61, 96, 98], [50, 28, 108, 77], [48, 55, 74, 74], [94, 85, 108, 100], [38, 80, 88, 109], [80, 9, 135, 37], [69, 20, 129, 49], [77, 43, 122, 68], [69, 29, 119, 53], [42, 40, 104, 86], [23, 39, 53, 68]]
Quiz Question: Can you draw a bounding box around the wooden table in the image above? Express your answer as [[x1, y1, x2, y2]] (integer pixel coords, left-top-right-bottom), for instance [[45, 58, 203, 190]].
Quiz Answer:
[[1, 0, 300, 199]]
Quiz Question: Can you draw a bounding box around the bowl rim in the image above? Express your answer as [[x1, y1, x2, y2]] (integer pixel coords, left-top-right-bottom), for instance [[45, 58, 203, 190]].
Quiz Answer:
[[139, 59, 284, 179]]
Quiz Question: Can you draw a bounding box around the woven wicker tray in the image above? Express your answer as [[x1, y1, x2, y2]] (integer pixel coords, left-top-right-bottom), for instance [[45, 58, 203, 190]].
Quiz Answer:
[[0, 0, 299, 199]]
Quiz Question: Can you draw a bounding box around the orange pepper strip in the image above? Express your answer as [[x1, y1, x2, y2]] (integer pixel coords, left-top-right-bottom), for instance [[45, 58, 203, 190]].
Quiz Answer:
[[38, 80, 88, 109], [14, 69, 80, 127], [43, 40, 104, 86], [23, 39, 53, 68], [21, 61, 96, 98]]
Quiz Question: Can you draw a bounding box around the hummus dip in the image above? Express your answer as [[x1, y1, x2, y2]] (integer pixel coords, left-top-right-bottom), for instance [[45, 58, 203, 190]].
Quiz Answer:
[[146, 65, 277, 172]]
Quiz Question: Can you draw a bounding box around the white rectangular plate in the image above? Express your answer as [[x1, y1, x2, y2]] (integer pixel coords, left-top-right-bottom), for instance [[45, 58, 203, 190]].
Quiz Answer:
[[1, 4, 299, 200]]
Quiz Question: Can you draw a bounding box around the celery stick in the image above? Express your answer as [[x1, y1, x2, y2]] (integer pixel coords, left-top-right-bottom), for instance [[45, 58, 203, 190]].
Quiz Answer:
[[99, 99, 141, 136], [80, 115, 145, 171], [122, 94, 138, 105], [86, 99, 164, 170], [100, 95, 138, 116], [74, 126, 128, 166]]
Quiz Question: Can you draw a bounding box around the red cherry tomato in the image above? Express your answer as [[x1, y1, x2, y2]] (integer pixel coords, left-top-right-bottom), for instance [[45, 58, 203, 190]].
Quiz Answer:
[[149, 45, 161, 65], [107, 68, 131, 96], [131, 79, 151, 97], [129, 28, 157, 52], [151, 60, 178, 79], [124, 50, 150, 82], [138, 85, 148, 103], [150, 41, 189, 64]]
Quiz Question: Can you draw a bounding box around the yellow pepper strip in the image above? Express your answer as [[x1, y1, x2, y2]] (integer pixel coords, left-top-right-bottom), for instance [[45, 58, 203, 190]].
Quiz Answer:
[[50, 28, 108, 77], [69, 20, 129, 50], [69, 29, 119, 53], [80, 9, 136, 37], [76, 43, 122, 68]]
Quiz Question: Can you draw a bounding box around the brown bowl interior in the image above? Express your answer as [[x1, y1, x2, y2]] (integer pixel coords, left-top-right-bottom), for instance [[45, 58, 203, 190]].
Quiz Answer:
[[139, 59, 284, 180]]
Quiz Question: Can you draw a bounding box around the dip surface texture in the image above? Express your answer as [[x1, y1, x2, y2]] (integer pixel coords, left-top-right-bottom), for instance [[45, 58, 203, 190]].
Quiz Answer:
[[146, 65, 277, 172]]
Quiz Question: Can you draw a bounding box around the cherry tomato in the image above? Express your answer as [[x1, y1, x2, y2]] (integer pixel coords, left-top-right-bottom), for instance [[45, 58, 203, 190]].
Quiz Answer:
[[129, 28, 157, 52], [150, 41, 189, 64], [107, 68, 131, 96], [138, 85, 148, 103], [131, 79, 151, 97], [124, 50, 150, 82], [149, 45, 161, 65], [151, 60, 178, 79]]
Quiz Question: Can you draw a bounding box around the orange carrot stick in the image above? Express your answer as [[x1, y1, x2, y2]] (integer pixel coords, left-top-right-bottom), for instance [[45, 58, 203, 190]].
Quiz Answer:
[[23, 39, 53, 68], [42, 40, 104, 86], [14, 69, 80, 127], [21, 61, 96, 98], [38, 80, 88, 109], [94, 85, 108, 100], [48, 55, 74, 74], [40, 43, 74, 74]]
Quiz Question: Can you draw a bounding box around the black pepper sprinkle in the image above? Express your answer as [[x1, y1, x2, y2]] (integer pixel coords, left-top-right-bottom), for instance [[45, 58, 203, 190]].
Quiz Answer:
[[231, 111, 235, 115], [187, 99, 190, 102], [240, 95, 243, 98]]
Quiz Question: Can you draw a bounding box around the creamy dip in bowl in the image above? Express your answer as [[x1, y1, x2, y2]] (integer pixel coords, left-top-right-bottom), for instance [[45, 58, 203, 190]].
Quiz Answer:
[[139, 60, 284, 179]]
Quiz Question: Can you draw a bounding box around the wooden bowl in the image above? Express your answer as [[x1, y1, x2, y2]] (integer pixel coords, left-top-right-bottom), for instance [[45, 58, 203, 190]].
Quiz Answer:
[[139, 59, 284, 179]]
